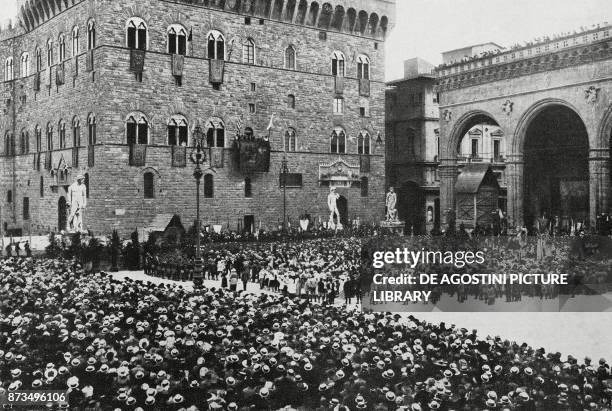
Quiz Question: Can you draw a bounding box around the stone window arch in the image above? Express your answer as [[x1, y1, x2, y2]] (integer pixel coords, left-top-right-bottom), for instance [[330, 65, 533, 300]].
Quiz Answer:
[[20, 53, 29, 77], [87, 113, 96, 145], [285, 45, 296, 69], [126, 17, 148, 50], [331, 50, 345, 76], [287, 94, 296, 109], [357, 54, 370, 79], [168, 24, 187, 55], [357, 130, 371, 154], [72, 116, 81, 147], [284, 128, 297, 152], [126, 112, 149, 145], [46, 122, 53, 151], [35, 125, 42, 152], [5, 57, 14, 81], [205, 117, 225, 147], [35, 47, 42, 71], [58, 119, 66, 149], [58, 34, 66, 61], [72, 26, 80, 56], [47, 39, 54, 67], [167, 115, 188, 146], [207, 30, 225, 60], [243, 38, 255, 65], [87, 20, 96, 50], [20, 129, 29, 154], [330, 126, 346, 153]]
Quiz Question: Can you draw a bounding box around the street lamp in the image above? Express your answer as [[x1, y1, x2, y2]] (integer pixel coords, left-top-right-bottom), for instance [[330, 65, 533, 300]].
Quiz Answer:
[[280, 155, 289, 233], [190, 126, 206, 282]]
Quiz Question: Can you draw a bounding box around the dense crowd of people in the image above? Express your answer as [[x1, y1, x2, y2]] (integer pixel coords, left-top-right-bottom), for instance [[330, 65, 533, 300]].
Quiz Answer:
[[1, 257, 611, 410]]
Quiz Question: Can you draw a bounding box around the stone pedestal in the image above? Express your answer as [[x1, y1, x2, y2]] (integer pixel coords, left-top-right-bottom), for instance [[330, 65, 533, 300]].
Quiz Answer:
[[439, 159, 458, 227], [380, 220, 405, 235], [589, 149, 611, 223]]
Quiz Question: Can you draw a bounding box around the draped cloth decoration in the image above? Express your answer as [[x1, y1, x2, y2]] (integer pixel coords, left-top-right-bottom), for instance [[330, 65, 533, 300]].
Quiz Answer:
[[72, 147, 79, 169], [44, 151, 52, 170], [171, 145, 186, 168], [33, 72, 40, 91], [232, 138, 270, 174], [172, 54, 185, 77], [129, 144, 147, 166], [359, 78, 370, 97], [334, 76, 344, 95], [88, 145, 95, 168], [56, 63, 65, 86], [33, 153, 40, 171], [73, 56, 79, 78], [210, 147, 225, 168], [130, 50, 146, 73], [359, 155, 370, 173], [86, 50, 94, 72], [209, 59, 225, 84], [47, 67, 52, 87]]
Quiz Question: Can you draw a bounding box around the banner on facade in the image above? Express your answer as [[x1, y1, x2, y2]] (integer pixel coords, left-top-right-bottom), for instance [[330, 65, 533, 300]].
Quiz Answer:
[[210, 147, 224, 168], [172, 54, 185, 77], [232, 138, 270, 174], [359, 78, 370, 97], [360, 154, 371, 173], [171, 146, 186, 168], [209, 59, 224, 84], [334, 76, 344, 95], [56, 63, 65, 86], [130, 50, 146, 73], [129, 144, 147, 166], [86, 50, 94, 72]]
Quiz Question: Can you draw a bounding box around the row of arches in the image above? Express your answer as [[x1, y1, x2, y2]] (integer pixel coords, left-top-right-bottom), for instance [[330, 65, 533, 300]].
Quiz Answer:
[[443, 99, 612, 229], [20, 0, 389, 39]]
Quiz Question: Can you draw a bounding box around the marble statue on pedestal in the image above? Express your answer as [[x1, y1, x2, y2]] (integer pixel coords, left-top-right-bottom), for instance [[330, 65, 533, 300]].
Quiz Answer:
[[67, 174, 87, 233], [327, 186, 342, 229], [386, 187, 398, 222]]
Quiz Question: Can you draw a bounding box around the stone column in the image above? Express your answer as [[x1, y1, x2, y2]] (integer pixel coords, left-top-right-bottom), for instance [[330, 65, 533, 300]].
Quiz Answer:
[[439, 158, 458, 227], [589, 148, 611, 224], [505, 153, 524, 228]]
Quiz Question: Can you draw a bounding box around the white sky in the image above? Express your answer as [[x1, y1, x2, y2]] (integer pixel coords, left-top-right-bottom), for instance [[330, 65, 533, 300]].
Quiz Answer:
[[1, 0, 611, 81]]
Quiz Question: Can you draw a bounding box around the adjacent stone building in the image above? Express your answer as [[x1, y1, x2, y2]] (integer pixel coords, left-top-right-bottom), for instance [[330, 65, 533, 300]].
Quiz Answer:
[[385, 57, 440, 234], [0, 0, 395, 236], [436, 24, 612, 230]]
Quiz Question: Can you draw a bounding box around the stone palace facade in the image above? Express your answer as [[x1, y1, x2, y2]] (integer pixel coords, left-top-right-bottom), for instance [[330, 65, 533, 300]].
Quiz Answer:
[[0, 0, 394, 236]]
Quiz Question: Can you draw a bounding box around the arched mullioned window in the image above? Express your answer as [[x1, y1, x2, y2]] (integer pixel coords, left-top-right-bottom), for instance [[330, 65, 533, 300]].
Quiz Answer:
[[35, 48, 42, 71], [72, 26, 80, 56], [168, 24, 187, 55], [87, 20, 96, 50], [330, 127, 346, 153], [35, 125, 42, 152], [58, 34, 66, 61], [126, 112, 149, 145], [357, 130, 371, 154], [287, 94, 295, 109], [127, 17, 147, 50], [242, 38, 255, 65], [285, 45, 296, 69], [167, 115, 188, 146], [284, 128, 297, 152], [205, 118, 225, 147], [87, 113, 96, 145], [357, 54, 370, 79], [46, 122, 53, 151], [331, 50, 345, 76], [72, 117, 81, 147], [5, 57, 14, 81], [58, 119, 66, 149], [47, 39, 54, 67], [20, 53, 29, 77], [20, 130, 29, 154], [207, 30, 225, 60]]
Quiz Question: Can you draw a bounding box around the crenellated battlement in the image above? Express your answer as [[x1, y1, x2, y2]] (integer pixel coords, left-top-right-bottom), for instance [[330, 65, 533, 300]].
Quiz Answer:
[[18, 0, 394, 39]]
